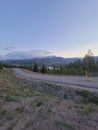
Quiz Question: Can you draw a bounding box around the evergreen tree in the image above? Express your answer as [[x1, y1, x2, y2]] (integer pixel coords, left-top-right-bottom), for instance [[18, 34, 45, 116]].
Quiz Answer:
[[41, 64, 46, 73], [83, 49, 95, 72], [33, 63, 38, 72], [0, 62, 3, 70]]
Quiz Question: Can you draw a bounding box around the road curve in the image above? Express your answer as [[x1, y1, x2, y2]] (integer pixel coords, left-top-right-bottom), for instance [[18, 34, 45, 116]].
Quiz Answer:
[[13, 68, 98, 90]]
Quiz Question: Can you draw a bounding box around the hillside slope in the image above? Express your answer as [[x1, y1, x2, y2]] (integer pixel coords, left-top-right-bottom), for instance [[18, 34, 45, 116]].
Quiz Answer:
[[0, 68, 98, 130]]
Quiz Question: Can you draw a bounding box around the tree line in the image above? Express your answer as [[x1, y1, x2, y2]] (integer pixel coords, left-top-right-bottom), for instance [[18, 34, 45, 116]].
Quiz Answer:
[[33, 49, 98, 75]]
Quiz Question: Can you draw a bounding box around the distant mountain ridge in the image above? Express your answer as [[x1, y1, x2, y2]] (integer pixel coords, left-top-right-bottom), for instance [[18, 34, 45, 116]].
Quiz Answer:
[[0, 56, 82, 65], [1, 56, 98, 66]]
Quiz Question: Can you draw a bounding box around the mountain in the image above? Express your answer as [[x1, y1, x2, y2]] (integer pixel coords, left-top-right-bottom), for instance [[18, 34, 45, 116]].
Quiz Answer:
[[0, 56, 82, 66], [1, 56, 98, 66]]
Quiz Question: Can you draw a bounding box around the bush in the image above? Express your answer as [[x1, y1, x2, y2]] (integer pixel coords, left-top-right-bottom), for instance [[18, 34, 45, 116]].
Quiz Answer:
[[64, 93, 68, 99], [88, 95, 98, 105], [76, 89, 89, 98], [36, 101, 44, 107], [85, 104, 96, 114], [76, 89, 98, 105]]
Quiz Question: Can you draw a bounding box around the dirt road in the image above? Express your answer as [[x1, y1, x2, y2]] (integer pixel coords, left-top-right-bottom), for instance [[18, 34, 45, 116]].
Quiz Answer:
[[13, 68, 98, 90]]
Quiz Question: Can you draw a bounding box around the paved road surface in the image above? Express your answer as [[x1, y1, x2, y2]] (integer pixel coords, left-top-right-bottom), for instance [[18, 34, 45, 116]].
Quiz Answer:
[[13, 68, 98, 90]]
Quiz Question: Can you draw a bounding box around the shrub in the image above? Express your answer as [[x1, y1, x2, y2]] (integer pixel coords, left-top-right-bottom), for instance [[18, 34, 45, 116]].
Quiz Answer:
[[36, 101, 44, 107], [88, 95, 98, 105], [76, 89, 89, 98], [64, 93, 68, 99], [85, 104, 96, 114]]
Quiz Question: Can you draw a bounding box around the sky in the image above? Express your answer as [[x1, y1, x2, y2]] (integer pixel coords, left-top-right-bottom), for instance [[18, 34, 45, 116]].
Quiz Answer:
[[0, 0, 98, 59]]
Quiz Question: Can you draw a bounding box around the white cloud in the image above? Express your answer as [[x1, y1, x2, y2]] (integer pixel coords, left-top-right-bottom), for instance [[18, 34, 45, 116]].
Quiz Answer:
[[0, 50, 53, 60], [0, 43, 53, 59], [28, 50, 52, 56], [0, 43, 16, 54]]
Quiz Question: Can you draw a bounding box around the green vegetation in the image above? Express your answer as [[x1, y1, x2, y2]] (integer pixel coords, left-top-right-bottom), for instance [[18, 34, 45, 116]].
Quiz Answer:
[[6, 113, 14, 120], [15, 107, 25, 113], [64, 93, 68, 99], [0, 62, 3, 70], [40, 64, 47, 73], [4, 96, 19, 102], [0, 110, 14, 120], [18, 85, 34, 97], [7, 125, 15, 130], [76, 89, 90, 98], [33, 63, 39, 72], [0, 110, 7, 117], [85, 104, 96, 114], [36, 100, 44, 107], [55, 121, 75, 130], [76, 89, 98, 105], [88, 95, 98, 105], [32, 49, 98, 75]]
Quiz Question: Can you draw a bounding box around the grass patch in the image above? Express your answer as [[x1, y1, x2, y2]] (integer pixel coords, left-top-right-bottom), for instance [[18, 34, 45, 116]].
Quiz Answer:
[[19, 85, 28, 91], [6, 113, 14, 120], [77, 104, 96, 115], [0, 110, 14, 120], [85, 104, 96, 114], [23, 92, 34, 97], [14, 92, 21, 97], [15, 107, 25, 113], [88, 95, 98, 105], [55, 121, 75, 130], [76, 89, 89, 98], [18, 85, 34, 97], [0, 110, 7, 116], [4, 96, 19, 102], [7, 125, 15, 130], [76, 89, 98, 105]]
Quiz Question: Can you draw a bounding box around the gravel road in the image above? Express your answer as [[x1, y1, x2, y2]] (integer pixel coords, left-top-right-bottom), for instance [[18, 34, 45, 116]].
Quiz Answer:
[[13, 68, 98, 91]]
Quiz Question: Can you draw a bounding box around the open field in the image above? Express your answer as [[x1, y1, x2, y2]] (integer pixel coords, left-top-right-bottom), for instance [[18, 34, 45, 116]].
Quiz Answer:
[[0, 68, 98, 130]]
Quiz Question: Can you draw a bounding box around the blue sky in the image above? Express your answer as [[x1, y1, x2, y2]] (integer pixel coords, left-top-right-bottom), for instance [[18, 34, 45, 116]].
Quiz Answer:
[[0, 0, 98, 59]]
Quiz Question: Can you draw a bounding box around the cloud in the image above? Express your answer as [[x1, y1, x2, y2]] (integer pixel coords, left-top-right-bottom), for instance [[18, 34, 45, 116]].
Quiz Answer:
[[3, 46, 15, 51], [0, 43, 15, 52], [6, 51, 33, 59], [28, 50, 52, 56], [1, 50, 53, 60], [0, 44, 53, 59], [0, 44, 16, 60]]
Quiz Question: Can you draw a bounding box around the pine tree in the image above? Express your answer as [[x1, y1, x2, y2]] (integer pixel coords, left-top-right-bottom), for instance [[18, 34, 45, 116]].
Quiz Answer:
[[41, 65, 46, 73], [33, 63, 38, 72]]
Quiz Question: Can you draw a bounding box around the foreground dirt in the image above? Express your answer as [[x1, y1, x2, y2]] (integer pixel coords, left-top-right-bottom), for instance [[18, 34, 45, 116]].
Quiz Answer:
[[0, 68, 98, 130]]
